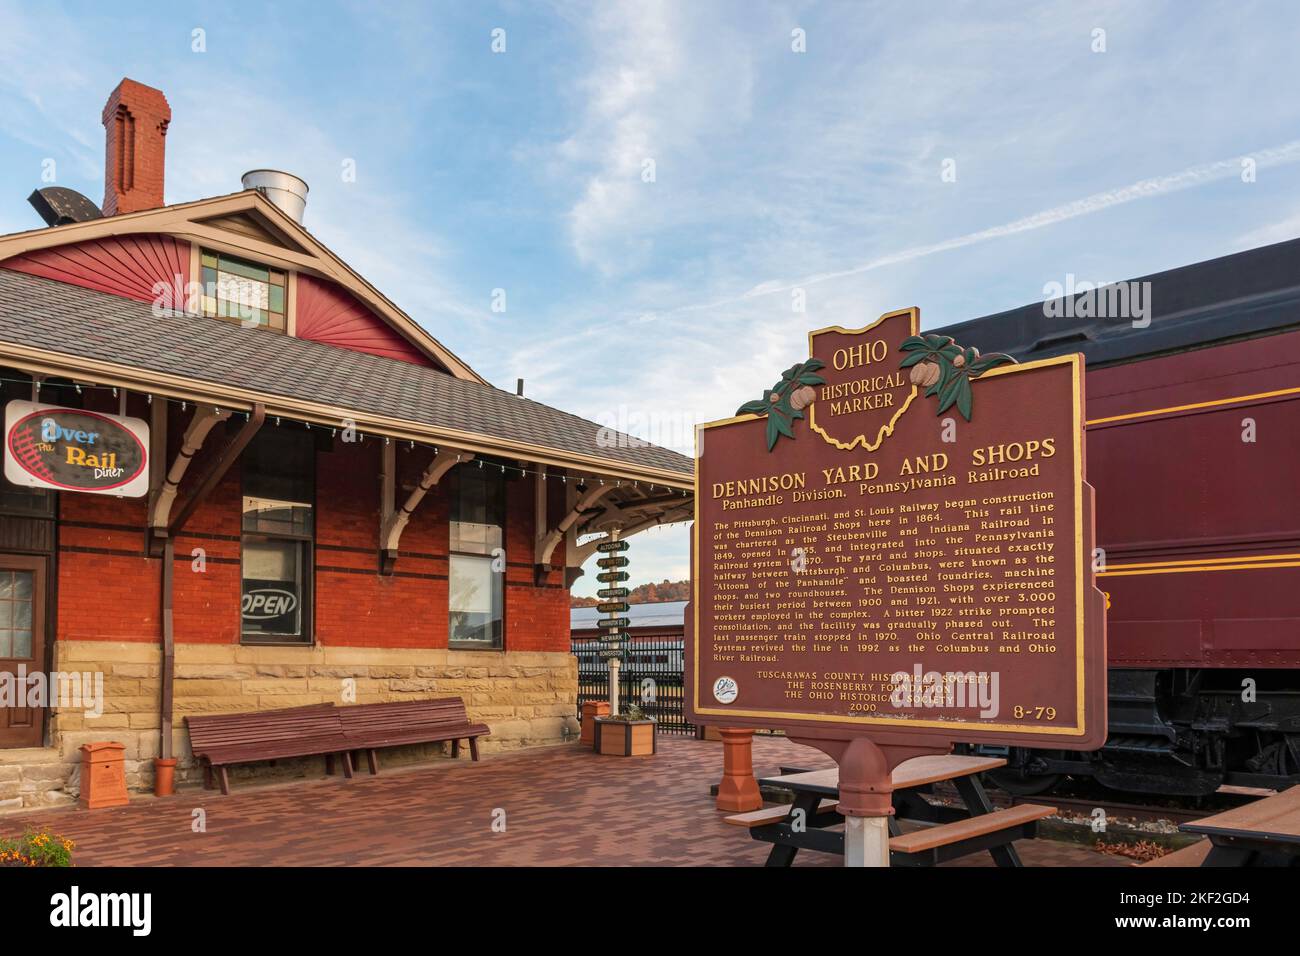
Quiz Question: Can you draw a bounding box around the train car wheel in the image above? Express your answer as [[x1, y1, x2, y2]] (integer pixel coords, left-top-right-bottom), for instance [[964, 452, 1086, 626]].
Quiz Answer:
[[984, 748, 1064, 795]]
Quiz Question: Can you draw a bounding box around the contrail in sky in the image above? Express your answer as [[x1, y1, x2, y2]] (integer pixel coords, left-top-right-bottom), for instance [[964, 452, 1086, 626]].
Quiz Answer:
[[669, 140, 1300, 317]]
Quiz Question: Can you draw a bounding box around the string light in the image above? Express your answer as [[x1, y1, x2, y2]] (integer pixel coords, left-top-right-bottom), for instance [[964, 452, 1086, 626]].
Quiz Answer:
[[0, 374, 696, 500]]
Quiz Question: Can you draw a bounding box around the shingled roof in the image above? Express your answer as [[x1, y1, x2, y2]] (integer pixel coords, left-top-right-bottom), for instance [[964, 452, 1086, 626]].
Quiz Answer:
[[0, 269, 693, 482]]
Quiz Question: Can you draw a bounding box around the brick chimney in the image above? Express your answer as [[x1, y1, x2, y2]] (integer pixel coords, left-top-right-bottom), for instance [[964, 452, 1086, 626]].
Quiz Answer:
[[101, 78, 171, 216]]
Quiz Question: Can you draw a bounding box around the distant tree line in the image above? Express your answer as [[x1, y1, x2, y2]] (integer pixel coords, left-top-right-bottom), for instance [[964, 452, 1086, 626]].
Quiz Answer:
[[570, 579, 690, 608]]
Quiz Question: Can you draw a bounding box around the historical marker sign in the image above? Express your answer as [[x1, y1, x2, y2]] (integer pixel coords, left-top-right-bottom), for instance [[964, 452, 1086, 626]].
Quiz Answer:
[[687, 308, 1106, 757]]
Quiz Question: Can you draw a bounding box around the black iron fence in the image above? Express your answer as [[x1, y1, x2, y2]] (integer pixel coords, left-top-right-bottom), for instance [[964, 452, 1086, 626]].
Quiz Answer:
[[572, 637, 696, 736]]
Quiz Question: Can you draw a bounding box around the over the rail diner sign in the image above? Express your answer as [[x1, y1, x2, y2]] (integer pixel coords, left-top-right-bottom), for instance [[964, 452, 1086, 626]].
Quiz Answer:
[[4, 400, 150, 498]]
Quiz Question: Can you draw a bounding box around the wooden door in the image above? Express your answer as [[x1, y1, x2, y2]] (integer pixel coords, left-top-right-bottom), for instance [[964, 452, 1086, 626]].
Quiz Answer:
[[0, 554, 46, 748]]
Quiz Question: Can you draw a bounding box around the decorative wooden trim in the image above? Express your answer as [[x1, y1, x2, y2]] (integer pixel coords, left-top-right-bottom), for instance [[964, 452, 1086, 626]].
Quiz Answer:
[[286, 271, 298, 337], [379, 446, 471, 574]]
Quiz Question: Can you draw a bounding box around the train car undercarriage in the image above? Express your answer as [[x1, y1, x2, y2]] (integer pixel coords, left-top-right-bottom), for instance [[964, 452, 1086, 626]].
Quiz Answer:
[[977, 669, 1300, 797]]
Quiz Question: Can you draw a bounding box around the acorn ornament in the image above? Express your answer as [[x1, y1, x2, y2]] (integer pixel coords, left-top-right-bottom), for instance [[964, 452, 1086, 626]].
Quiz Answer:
[[910, 360, 941, 387], [734, 357, 827, 450], [952, 347, 978, 369], [789, 385, 817, 410], [899, 333, 1015, 421]]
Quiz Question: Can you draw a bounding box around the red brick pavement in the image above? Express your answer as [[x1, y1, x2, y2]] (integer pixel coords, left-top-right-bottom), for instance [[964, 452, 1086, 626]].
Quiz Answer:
[[6, 736, 1127, 867]]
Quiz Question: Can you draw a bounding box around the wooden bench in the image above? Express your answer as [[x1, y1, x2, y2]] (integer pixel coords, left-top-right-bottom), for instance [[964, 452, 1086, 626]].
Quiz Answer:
[[338, 698, 490, 774], [185, 703, 352, 795], [1179, 785, 1300, 865], [887, 803, 1056, 866]]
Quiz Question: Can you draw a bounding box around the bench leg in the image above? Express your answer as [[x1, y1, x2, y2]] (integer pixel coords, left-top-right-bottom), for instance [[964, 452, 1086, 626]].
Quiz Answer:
[[954, 773, 1023, 868], [988, 840, 1024, 868], [325, 754, 335, 776], [203, 762, 214, 791], [469, 737, 479, 762], [451, 739, 460, 759], [341, 751, 354, 779], [217, 766, 231, 796], [366, 749, 378, 775], [1203, 844, 1255, 867], [765, 844, 798, 867]]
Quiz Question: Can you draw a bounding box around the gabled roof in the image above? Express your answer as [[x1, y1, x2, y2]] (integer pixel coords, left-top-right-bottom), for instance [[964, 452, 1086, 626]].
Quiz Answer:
[[0, 190, 487, 384], [0, 269, 693, 485]]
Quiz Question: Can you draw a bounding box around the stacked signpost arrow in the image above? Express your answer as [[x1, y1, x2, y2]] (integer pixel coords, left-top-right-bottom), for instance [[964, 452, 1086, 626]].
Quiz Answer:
[[595, 531, 631, 715]]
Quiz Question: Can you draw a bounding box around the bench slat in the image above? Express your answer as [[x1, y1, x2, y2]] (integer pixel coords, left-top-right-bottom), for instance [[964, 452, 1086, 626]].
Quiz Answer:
[[1141, 840, 1212, 867], [724, 799, 840, 828], [889, 803, 1056, 853]]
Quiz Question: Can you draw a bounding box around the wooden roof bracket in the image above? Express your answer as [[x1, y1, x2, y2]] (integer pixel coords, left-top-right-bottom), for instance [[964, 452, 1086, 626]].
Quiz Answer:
[[535, 478, 613, 585], [572, 501, 694, 566], [159, 403, 264, 764], [380, 445, 472, 574], [146, 403, 232, 557]]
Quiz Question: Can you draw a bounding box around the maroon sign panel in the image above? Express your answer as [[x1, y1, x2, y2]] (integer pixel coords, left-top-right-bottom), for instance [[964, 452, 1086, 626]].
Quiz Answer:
[[687, 308, 1106, 751]]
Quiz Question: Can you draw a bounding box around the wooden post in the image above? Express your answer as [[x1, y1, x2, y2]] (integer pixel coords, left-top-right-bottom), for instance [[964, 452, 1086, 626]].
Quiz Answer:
[[605, 658, 621, 717], [843, 816, 890, 867], [716, 728, 762, 812]]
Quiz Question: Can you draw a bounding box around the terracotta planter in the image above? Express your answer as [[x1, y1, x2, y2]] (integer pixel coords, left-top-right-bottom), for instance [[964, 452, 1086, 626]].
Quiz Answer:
[[153, 757, 177, 797], [594, 718, 656, 756], [580, 700, 611, 748]]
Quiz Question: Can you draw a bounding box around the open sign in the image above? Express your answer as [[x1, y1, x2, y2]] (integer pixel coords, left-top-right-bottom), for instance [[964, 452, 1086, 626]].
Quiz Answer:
[[241, 588, 299, 620]]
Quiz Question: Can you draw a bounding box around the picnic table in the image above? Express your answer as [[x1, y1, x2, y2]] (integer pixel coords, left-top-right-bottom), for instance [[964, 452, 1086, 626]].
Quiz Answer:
[[1179, 785, 1300, 866], [726, 754, 1055, 867]]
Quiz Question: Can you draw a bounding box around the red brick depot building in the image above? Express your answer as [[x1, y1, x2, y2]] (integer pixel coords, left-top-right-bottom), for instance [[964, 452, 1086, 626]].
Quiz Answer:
[[0, 79, 692, 806]]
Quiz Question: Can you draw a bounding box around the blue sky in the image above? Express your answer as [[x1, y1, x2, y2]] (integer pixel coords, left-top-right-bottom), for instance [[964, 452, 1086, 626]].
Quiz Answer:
[[3, 1, 1300, 597]]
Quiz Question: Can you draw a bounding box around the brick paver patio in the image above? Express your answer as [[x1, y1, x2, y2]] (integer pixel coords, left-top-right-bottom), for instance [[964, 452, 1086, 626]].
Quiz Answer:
[[6, 736, 1127, 866]]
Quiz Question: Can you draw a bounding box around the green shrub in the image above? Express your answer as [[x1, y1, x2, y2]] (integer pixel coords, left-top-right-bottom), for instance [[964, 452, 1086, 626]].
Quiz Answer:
[[0, 828, 75, 867]]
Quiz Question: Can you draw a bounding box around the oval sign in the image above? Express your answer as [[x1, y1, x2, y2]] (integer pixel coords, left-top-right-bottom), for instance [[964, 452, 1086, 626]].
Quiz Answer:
[[4, 401, 148, 496], [241, 588, 299, 620]]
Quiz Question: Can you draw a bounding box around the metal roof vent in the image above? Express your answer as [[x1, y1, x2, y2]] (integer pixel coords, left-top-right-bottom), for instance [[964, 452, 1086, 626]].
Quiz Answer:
[[241, 169, 309, 224], [28, 187, 104, 227]]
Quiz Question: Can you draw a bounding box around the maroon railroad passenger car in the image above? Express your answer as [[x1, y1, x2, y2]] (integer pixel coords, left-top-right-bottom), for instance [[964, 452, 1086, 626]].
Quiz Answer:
[[936, 239, 1300, 796]]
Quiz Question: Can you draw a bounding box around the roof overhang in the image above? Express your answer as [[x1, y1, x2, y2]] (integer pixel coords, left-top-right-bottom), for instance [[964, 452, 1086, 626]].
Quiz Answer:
[[0, 337, 694, 491]]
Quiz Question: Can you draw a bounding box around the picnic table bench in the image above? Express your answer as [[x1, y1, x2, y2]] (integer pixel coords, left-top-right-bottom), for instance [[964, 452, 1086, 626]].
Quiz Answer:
[[186, 703, 351, 796], [727, 754, 1055, 867], [1178, 785, 1300, 866], [339, 697, 490, 775]]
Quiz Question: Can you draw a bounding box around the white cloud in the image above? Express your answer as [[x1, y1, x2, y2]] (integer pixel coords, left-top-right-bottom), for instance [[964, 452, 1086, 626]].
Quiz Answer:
[[555, 0, 756, 274]]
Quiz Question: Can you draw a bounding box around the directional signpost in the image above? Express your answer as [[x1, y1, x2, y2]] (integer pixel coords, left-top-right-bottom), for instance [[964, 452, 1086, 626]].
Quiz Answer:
[[597, 533, 631, 713]]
